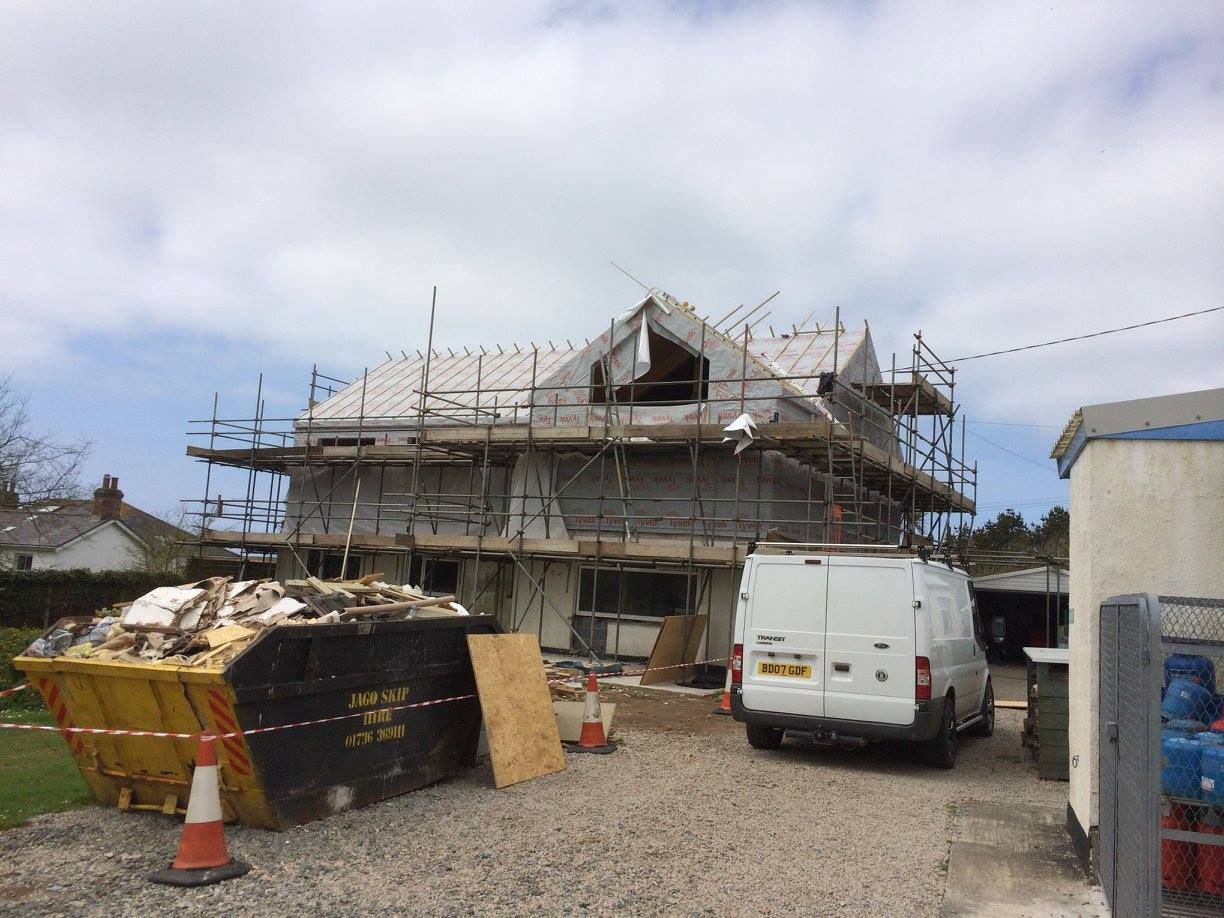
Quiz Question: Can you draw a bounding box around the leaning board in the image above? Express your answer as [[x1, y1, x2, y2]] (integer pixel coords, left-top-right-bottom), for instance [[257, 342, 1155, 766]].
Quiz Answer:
[[466, 633, 566, 788], [640, 614, 709, 685]]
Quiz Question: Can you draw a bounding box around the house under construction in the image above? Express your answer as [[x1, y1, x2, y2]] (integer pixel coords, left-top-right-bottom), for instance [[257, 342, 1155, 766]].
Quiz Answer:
[[186, 292, 976, 662]]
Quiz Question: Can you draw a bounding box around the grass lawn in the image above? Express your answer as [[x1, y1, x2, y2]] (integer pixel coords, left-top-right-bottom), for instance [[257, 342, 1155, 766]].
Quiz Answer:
[[0, 709, 93, 830]]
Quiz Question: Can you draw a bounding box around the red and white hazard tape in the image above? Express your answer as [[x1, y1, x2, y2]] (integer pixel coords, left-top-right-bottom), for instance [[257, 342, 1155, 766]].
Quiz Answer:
[[0, 691, 483, 740], [222, 691, 481, 740], [546, 655, 727, 685], [0, 657, 728, 741], [0, 683, 27, 698]]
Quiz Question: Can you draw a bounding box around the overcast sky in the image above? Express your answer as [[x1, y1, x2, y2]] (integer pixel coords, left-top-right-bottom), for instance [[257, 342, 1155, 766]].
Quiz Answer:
[[1, 1, 1221, 526]]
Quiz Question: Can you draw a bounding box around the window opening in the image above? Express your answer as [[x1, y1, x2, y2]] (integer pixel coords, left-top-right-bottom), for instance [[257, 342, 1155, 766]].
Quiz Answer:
[[590, 327, 708, 406], [408, 556, 459, 594], [305, 549, 361, 580], [578, 567, 695, 619], [316, 437, 377, 447]]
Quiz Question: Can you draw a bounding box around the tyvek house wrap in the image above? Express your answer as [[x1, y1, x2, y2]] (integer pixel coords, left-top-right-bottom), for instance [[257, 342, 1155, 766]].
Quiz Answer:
[[281, 294, 896, 543], [281, 463, 513, 538], [531, 295, 822, 429]]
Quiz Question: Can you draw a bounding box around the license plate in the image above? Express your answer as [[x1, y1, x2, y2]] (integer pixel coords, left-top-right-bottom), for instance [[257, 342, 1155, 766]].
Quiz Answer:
[[756, 661, 812, 679]]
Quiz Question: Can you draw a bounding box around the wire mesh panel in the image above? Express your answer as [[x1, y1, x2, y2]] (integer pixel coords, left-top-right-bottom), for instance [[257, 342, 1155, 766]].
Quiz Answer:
[[1157, 595, 1224, 916], [1100, 598, 1120, 909], [1100, 594, 1161, 916]]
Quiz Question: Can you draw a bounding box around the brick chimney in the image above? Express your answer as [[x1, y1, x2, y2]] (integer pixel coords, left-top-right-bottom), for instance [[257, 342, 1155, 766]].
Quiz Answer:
[[93, 474, 124, 520], [0, 480, 17, 511]]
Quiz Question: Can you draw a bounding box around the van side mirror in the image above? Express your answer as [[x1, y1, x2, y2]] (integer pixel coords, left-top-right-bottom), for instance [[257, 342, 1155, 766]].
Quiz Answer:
[[991, 616, 1006, 644]]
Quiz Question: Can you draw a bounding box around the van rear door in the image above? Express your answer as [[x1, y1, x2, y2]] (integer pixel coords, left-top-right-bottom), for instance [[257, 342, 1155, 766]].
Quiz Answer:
[[823, 557, 916, 726], [740, 557, 827, 718]]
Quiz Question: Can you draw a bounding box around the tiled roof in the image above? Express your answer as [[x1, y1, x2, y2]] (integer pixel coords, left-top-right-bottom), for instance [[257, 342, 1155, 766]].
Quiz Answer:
[[0, 500, 231, 560]]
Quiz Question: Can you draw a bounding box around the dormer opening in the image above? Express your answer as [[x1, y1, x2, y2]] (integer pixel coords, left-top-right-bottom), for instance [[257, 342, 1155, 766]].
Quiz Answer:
[[590, 326, 709, 406]]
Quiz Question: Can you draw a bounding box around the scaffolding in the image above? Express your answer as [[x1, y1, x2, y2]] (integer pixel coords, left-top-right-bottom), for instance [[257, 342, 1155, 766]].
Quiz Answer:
[[184, 295, 977, 660]]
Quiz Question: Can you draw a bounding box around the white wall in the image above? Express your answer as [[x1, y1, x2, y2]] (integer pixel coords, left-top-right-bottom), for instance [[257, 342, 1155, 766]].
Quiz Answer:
[[0, 547, 55, 569], [503, 558, 741, 667], [54, 523, 145, 570], [706, 568, 739, 662], [1068, 439, 1224, 840], [507, 558, 579, 651], [4, 523, 145, 572]]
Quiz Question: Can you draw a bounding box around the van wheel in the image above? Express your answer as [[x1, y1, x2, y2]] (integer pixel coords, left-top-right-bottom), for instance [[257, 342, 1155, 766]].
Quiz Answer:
[[746, 723, 784, 750], [968, 680, 995, 737], [924, 695, 958, 769]]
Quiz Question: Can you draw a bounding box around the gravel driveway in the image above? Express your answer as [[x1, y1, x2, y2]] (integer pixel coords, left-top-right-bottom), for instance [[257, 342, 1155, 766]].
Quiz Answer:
[[0, 696, 1063, 917]]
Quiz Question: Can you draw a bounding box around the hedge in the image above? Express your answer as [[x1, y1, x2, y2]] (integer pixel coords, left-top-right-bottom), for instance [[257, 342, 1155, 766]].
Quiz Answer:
[[0, 627, 42, 712], [0, 570, 175, 629]]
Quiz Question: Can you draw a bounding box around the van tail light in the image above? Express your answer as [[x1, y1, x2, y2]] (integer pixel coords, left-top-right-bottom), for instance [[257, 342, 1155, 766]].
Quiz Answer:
[[731, 644, 744, 685], [915, 656, 932, 701]]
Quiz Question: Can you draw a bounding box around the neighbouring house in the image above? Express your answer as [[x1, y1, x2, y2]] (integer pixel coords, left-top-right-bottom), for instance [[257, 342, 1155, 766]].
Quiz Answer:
[[192, 293, 975, 662], [1050, 385, 1224, 870], [0, 474, 229, 573]]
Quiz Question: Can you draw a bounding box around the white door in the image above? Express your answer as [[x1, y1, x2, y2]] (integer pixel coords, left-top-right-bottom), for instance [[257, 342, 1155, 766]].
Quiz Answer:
[[740, 557, 827, 718], [926, 570, 980, 719], [823, 557, 917, 726], [959, 580, 986, 715]]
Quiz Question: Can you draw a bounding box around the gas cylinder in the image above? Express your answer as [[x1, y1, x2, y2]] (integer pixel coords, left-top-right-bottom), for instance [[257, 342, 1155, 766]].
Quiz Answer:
[[1162, 801, 1197, 891], [1163, 733, 1203, 799], [1202, 746, 1224, 806], [1198, 809, 1224, 897], [1165, 654, 1217, 696], [1164, 679, 1215, 723]]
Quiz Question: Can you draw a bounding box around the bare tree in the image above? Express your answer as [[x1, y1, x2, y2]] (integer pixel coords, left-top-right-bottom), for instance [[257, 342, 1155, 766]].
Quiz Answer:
[[0, 375, 92, 502], [125, 507, 196, 575]]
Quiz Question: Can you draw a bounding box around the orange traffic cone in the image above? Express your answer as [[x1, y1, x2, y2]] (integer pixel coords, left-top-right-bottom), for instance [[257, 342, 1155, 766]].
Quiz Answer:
[[714, 661, 732, 715], [569, 672, 615, 755], [149, 733, 250, 887]]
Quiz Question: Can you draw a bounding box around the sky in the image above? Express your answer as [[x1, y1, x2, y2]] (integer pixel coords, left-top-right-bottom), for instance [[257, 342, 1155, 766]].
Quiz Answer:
[[1, 1, 1221, 528]]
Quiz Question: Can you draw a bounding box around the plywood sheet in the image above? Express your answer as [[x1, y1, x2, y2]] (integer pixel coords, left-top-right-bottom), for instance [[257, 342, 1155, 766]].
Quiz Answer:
[[552, 701, 616, 744], [640, 614, 708, 685], [466, 634, 566, 788]]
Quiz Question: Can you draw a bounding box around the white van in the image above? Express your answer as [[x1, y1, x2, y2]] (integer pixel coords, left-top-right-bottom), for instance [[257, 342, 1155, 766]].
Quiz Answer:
[[729, 544, 993, 768]]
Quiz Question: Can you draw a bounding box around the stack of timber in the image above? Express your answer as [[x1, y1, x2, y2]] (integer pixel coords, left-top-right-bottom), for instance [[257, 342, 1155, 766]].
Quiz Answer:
[[543, 663, 586, 700]]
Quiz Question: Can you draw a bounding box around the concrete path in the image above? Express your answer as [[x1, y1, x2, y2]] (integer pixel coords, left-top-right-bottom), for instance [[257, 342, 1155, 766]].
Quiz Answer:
[[942, 803, 1108, 917]]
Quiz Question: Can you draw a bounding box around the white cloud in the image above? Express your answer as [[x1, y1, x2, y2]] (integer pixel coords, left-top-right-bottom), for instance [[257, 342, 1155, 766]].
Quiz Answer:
[[0, 0, 1221, 443]]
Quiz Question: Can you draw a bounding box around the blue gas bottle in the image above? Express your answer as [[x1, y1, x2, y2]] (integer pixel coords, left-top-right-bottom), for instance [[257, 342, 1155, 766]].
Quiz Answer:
[[1201, 744, 1224, 805], [1165, 654, 1216, 695], [1163, 678, 1216, 723], [1162, 733, 1202, 798], [1166, 719, 1208, 734]]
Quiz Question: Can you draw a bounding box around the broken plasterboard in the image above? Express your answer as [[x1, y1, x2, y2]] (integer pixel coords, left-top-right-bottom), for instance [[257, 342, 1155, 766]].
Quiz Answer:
[[253, 597, 307, 624], [122, 587, 206, 628]]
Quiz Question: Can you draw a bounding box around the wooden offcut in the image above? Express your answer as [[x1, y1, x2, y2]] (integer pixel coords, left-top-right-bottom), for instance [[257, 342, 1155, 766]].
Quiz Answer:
[[640, 613, 709, 685], [465, 634, 566, 788]]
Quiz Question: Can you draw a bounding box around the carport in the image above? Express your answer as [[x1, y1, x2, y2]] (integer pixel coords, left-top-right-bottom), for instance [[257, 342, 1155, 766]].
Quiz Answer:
[[973, 566, 1069, 662]]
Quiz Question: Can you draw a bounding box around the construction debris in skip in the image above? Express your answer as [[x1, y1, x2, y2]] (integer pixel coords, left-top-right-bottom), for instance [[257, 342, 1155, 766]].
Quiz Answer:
[[23, 574, 469, 667]]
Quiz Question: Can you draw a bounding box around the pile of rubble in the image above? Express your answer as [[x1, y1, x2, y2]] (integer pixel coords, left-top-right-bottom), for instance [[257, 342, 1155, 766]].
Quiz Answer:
[[544, 663, 585, 700], [23, 574, 468, 667]]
